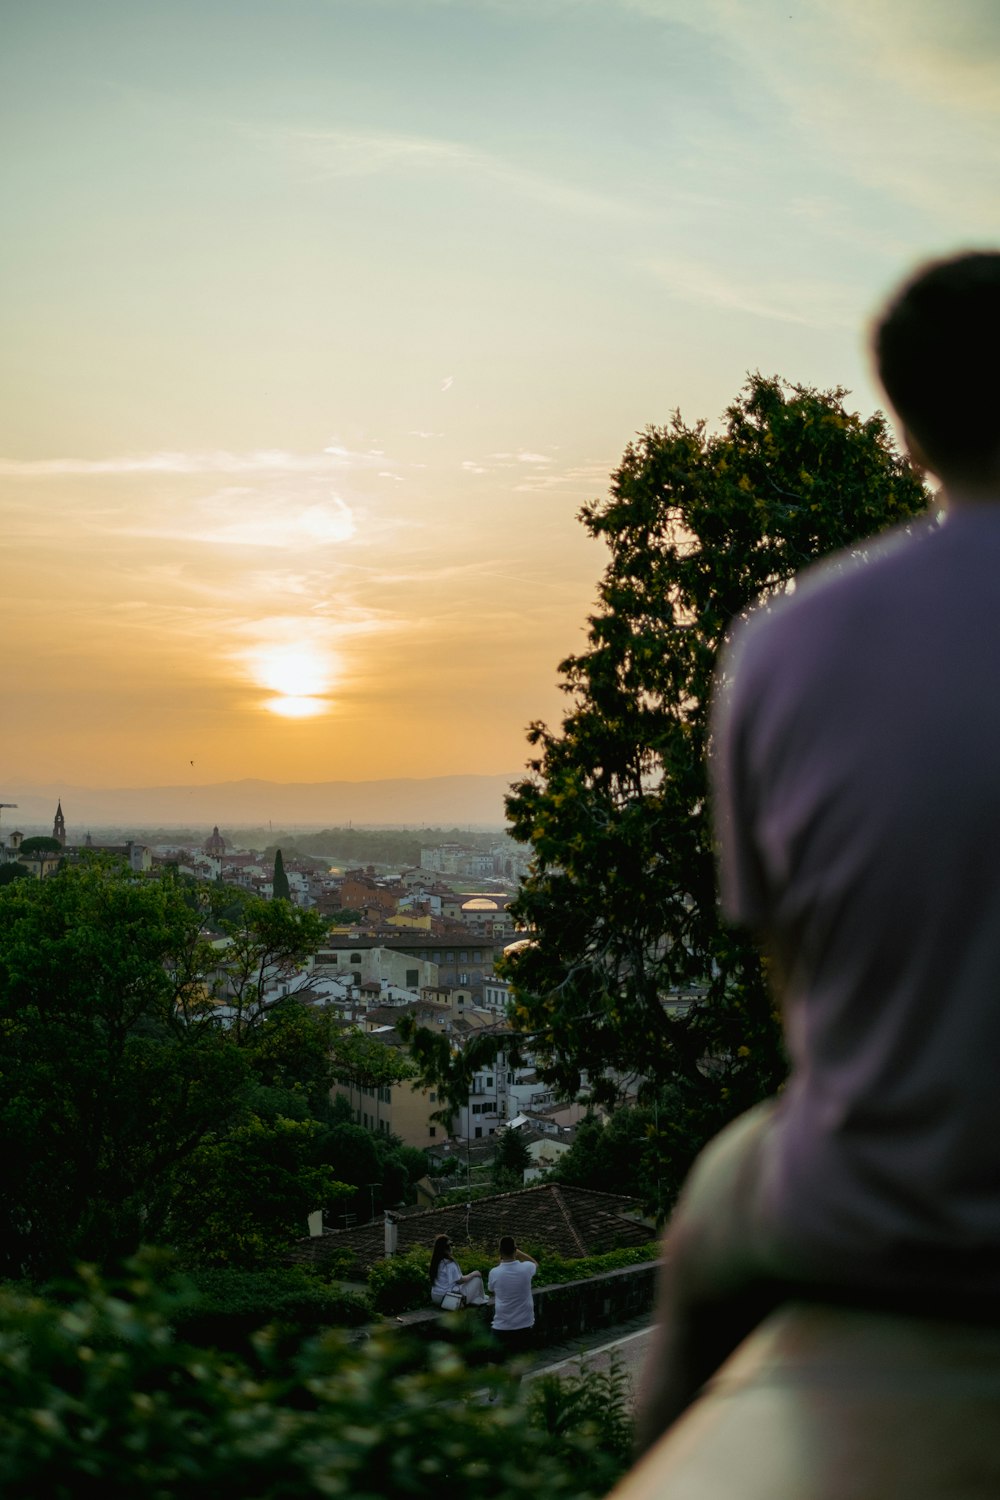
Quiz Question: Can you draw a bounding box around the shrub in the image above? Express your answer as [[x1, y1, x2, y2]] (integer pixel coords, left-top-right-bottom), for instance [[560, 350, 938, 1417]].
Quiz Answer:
[[527, 1355, 635, 1481], [0, 1257, 634, 1499], [174, 1267, 372, 1354], [369, 1241, 660, 1295], [366, 1248, 431, 1314], [530, 1244, 661, 1285]]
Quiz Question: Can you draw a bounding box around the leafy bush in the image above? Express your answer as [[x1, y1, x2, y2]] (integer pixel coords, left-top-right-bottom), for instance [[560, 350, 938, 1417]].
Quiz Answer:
[[364, 1240, 660, 1314], [0, 1258, 634, 1499], [173, 1267, 371, 1354], [527, 1356, 635, 1478], [530, 1244, 661, 1285], [367, 1248, 431, 1314]]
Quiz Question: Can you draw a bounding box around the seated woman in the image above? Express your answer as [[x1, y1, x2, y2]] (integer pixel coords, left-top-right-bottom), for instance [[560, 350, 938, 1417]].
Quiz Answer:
[[429, 1234, 487, 1307]]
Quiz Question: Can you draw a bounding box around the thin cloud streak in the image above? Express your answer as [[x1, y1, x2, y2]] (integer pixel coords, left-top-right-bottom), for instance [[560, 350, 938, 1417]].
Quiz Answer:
[[0, 448, 381, 479], [247, 123, 640, 220], [644, 256, 858, 330]]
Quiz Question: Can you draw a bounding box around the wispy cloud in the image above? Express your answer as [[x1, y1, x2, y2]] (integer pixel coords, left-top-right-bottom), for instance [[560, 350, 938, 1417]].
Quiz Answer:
[[513, 461, 611, 495], [0, 447, 381, 479], [648, 0, 1000, 230], [644, 256, 857, 330], [247, 123, 637, 220]]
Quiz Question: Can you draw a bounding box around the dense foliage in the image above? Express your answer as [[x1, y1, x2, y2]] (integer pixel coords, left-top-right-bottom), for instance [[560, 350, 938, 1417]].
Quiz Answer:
[[0, 861, 428, 1278], [174, 1267, 372, 1354], [365, 1242, 661, 1314], [492, 1125, 533, 1185], [503, 378, 928, 1162], [0, 1260, 634, 1500], [406, 376, 929, 1207], [553, 1095, 700, 1215]]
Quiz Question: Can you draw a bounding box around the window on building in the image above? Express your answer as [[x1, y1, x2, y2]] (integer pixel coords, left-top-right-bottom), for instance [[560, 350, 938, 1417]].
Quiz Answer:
[[406, 969, 419, 988], [429, 1126, 437, 1138], [475, 1127, 482, 1139], [460, 951, 468, 963], [486, 1078, 493, 1089], [429, 1092, 436, 1103], [350, 953, 362, 964]]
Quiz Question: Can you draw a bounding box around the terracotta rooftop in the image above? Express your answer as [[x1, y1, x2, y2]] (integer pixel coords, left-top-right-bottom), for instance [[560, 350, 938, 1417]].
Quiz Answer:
[[286, 1182, 653, 1279]]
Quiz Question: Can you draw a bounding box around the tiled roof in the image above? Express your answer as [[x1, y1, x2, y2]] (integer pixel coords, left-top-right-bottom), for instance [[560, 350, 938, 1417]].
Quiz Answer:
[[286, 1182, 653, 1279]]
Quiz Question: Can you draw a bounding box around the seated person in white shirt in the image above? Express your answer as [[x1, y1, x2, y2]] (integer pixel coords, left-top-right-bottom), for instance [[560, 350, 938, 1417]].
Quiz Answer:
[[429, 1234, 487, 1307]]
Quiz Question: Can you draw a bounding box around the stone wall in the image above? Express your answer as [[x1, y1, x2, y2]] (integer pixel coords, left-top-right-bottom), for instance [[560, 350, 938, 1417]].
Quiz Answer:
[[399, 1260, 660, 1345]]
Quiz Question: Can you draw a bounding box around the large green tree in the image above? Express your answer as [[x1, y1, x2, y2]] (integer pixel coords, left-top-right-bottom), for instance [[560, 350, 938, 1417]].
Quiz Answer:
[[0, 863, 335, 1278], [203, 895, 329, 1039], [407, 377, 929, 1200], [503, 376, 928, 1159], [0, 861, 245, 1276]]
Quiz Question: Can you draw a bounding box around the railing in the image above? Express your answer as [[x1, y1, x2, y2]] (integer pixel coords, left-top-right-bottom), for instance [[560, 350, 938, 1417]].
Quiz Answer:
[[610, 1300, 1000, 1500]]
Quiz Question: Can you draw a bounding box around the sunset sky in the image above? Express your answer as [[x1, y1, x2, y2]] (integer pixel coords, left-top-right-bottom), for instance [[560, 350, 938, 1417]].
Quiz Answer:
[[3, 0, 999, 794]]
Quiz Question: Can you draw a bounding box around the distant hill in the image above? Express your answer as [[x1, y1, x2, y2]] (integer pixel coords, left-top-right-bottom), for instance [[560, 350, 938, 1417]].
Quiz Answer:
[[3, 775, 517, 834]]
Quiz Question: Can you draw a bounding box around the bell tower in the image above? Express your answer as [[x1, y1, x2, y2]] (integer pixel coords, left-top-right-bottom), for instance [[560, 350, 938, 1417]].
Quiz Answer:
[[53, 800, 66, 848]]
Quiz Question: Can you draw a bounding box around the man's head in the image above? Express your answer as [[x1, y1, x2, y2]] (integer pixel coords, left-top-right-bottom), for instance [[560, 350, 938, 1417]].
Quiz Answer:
[[874, 251, 1000, 491], [498, 1234, 516, 1259]]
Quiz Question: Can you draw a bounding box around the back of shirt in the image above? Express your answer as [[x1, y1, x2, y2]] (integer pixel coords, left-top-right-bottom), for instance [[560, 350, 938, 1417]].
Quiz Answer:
[[488, 1259, 536, 1329], [713, 506, 1000, 1280]]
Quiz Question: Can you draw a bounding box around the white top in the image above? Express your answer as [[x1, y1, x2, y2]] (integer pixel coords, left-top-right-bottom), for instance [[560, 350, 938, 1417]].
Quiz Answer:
[[488, 1259, 536, 1329], [713, 506, 1000, 1282], [431, 1257, 462, 1303]]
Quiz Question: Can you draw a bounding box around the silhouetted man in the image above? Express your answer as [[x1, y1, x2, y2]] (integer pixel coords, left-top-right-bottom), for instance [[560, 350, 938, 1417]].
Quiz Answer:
[[638, 251, 1000, 1451]]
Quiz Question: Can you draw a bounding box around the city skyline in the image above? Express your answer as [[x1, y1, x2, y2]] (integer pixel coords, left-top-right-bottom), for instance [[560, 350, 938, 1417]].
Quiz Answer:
[[3, 0, 999, 789]]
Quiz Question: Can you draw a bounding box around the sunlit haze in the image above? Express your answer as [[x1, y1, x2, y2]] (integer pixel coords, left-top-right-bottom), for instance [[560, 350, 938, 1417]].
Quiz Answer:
[[3, 0, 999, 794]]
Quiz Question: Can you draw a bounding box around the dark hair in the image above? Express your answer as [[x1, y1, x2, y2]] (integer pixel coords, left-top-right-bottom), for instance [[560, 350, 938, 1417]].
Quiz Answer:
[[874, 250, 1000, 486], [499, 1234, 516, 1257], [429, 1233, 452, 1286]]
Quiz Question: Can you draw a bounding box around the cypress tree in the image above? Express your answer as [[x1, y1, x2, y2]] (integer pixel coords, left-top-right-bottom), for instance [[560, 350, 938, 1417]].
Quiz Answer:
[[272, 848, 291, 902]]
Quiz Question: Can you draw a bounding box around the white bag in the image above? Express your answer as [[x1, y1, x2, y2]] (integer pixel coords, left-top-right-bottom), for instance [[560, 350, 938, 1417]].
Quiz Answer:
[[440, 1289, 466, 1311]]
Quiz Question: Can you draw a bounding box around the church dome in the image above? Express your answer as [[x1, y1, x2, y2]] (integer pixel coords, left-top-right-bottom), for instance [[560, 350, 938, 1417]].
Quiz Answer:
[[203, 825, 227, 856]]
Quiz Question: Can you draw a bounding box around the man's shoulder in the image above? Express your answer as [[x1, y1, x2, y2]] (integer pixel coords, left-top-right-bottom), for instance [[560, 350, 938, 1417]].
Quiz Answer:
[[730, 516, 937, 682]]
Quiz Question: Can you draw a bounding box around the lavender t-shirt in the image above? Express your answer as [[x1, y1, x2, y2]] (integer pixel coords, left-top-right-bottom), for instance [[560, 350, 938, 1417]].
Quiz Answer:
[[713, 505, 1000, 1278]]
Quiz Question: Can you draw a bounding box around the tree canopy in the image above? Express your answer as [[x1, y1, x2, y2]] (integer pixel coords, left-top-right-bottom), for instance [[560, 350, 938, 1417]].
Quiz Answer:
[[18, 836, 62, 854], [503, 376, 928, 1159], [407, 376, 929, 1199], [0, 862, 339, 1278]]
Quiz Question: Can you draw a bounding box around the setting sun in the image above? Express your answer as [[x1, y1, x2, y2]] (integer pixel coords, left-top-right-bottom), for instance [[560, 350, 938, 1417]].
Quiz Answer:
[[247, 644, 335, 719], [252, 644, 331, 698], [264, 694, 329, 719]]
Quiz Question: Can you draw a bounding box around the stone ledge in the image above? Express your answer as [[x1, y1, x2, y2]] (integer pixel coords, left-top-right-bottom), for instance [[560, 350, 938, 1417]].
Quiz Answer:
[[394, 1261, 660, 1346], [612, 1301, 1000, 1500]]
